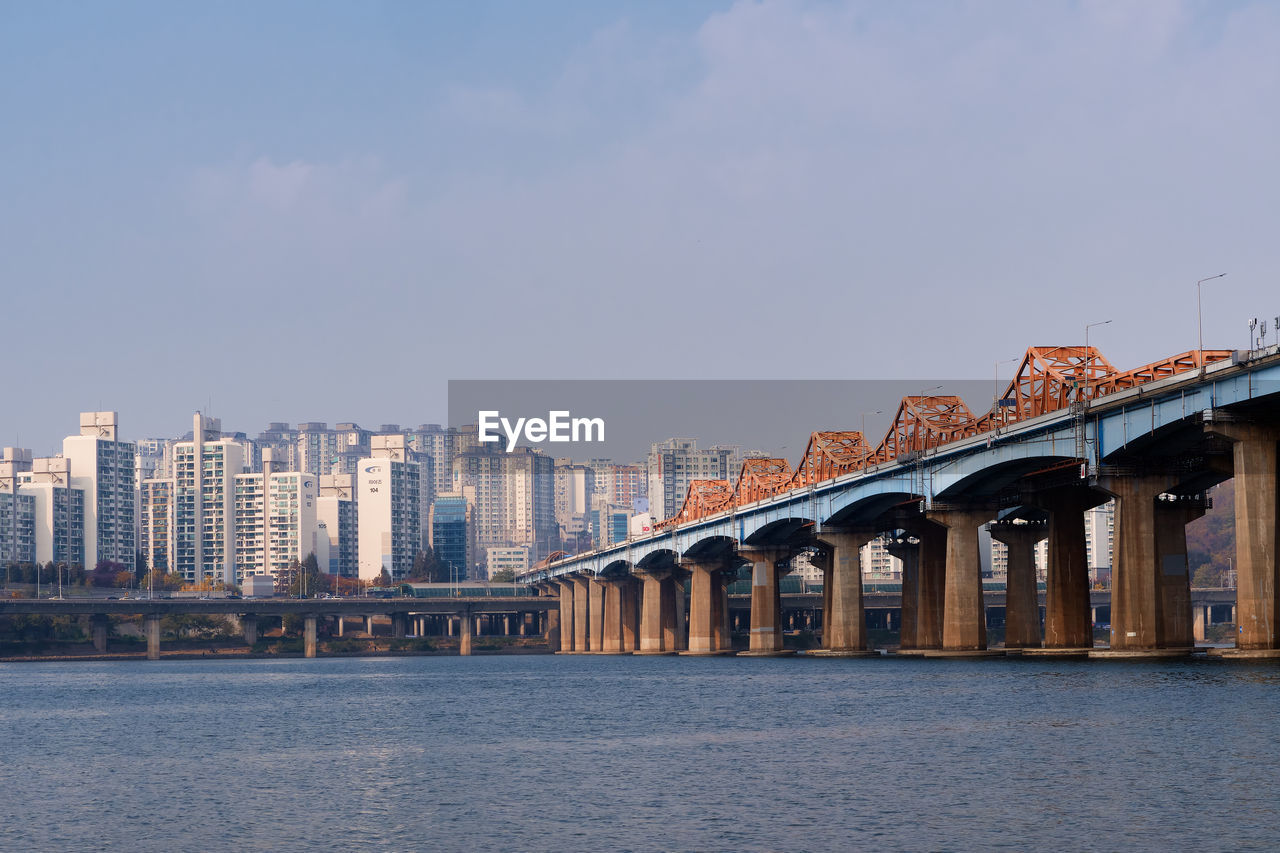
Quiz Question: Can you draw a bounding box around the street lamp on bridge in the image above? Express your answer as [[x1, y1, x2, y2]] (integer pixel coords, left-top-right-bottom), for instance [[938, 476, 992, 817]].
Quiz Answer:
[[1084, 320, 1112, 401], [1197, 273, 1227, 358]]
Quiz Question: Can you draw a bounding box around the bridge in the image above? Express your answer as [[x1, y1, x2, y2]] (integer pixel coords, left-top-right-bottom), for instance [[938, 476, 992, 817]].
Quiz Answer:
[[521, 342, 1280, 659], [0, 595, 558, 659]]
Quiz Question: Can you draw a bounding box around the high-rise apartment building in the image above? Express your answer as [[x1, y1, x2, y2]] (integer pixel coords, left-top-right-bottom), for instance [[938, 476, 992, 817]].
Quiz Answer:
[[317, 473, 358, 578], [452, 445, 557, 562], [356, 436, 421, 581], [18, 457, 85, 565], [62, 411, 136, 568], [139, 478, 174, 572], [172, 414, 246, 585], [233, 459, 318, 584], [0, 449, 35, 566]]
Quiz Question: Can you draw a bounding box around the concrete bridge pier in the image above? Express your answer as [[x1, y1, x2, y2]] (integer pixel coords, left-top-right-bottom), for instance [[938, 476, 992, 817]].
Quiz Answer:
[[1209, 422, 1280, 655], [460, 609, 473, 656], [600, 576, 637, 653], [90, 613, 110, 653], [894, 521, 947, 653], [556, 579, 574, 652], [545, 602, 562, 652], [1097, 473, 1189, 656], [887, 537, 920, 650], [242, 614, 259, 646], [814, 529, 876, 656], [364, 615, 375, 636], [989, 521, 1047, 650], [588, 577, 606, 652], [144, 614, 161, 661], [739, 547, 790, 656], [1035, 487, 1104, 650], [391, 612, 407, 639], [928, 508, 997, 655], [636, 572, 672, 654], [1156, 498, 1206, 649], [304, 616, 317, 658], [622, 577, 639, 651], [661, 573, 687, 652], [572, 575, 591, 653], [683, 559, 731, 654]]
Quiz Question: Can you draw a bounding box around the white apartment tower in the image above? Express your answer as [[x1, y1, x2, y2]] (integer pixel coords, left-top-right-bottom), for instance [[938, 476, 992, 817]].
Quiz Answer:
[[356, 436, 421, 581], [317, 473, 358, 578], [18, 456, 86, 565], [233, 450, 318, 584], [173, 413, 245, 585], [62, 411, 136, 568]]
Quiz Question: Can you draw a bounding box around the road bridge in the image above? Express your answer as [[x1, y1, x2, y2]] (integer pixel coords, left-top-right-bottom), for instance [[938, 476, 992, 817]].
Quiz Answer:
[[521, 343, 1280, 659], [0, 596, 557, 658]]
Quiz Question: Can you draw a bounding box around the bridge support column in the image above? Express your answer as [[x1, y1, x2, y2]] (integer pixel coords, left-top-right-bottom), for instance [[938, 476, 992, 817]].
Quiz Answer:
[[637, 573, 669, 653], [989, 521, 1047, 650], [589, 577, 606, 652], [1156, 498, 1205, 650], [816, 530, 875, 655], [1032, 487, 1105, 650], [556, 579, 574, 652], [1208, 423, 1280, 653], [144, 614, 161, 661], [242, 614, 258, 646], [684, 559, 730, 654], [545, 605, 561, 651], [304, 616, 317, 658], [601, 579, 624, 653], [1194, 604, 1207, 643], [364, 615, 375, 636], [335, 616, 344, 638], [90, 613, 109, 654], [928, 508, 995, 654], [572, 575, 590, 653], [659, 574, 686, 651], [460, 610, 473, 656], [391, 612, 407, 639], [918, 522, 947, 650], [1098, 473, 1184, 655], [887, 537, 920, 650], [739, 547, 790, 655], [621, 576, 639, 651]]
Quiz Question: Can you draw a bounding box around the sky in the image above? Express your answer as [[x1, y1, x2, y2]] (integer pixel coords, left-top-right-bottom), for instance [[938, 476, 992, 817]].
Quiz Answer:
[[3, 0, 1279, 452]]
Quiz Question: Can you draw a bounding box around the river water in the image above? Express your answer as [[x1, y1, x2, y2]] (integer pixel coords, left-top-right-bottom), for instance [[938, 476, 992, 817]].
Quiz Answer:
[[1, 654, 1276, 852]]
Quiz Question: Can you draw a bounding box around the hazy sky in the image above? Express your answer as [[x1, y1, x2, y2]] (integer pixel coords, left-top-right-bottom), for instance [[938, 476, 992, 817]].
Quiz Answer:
[[3, 0, 1278, 452]]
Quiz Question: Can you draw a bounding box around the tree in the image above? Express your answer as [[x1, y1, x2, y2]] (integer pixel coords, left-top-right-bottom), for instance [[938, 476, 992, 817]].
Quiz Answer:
[[287, 553, 327, 598], [490, 568, 516, 583], [376, 567, 392, 587], [92, 559, 128, 588], [407, 548, 448, 583]]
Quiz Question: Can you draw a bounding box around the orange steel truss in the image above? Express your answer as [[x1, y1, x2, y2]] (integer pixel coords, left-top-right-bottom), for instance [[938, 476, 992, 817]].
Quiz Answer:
[[869, 396, 976, 464], [731, 457, 795, 505], [1094, 349, 1233, 394], [657, 479, 734, 529], [790, 430, 873, 487], [650, 345, 1236, 530]]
